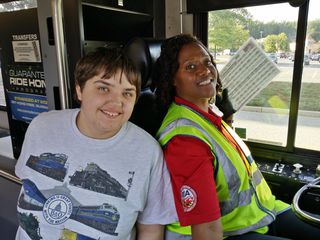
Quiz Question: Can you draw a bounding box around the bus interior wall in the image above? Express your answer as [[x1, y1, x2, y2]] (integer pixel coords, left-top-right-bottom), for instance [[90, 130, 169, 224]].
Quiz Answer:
[[0, 0, 320, 234]]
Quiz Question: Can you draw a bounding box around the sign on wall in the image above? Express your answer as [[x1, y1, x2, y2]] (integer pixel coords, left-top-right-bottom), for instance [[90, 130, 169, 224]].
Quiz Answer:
[[12, 34, 42, 63], [7, 64, 47, 123], [0, 8, 48, 159]]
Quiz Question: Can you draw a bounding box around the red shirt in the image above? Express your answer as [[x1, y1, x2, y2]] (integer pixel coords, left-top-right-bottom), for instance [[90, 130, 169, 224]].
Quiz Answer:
[[163, 97, 222, 226]]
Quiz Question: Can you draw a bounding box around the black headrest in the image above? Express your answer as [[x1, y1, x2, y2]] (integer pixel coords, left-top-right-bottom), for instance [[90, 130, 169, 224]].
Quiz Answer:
[[124, 38, 162, 90]]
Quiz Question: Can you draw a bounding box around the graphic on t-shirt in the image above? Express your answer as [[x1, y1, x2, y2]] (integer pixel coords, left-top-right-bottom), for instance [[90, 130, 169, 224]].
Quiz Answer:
[[26, 153, 68, 182], [18, 179, 120, 236], [60, 228, 95, 240], [71, 203, 119, 236], [69, 163, 135, 200], [17, 212, 42, 240], [43, 194, 73, 225], [18, 179, 46, 210]]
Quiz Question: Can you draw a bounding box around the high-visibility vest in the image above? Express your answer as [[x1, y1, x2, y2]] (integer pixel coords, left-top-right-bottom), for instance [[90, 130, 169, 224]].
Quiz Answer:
[[157, 102, 289, 237]]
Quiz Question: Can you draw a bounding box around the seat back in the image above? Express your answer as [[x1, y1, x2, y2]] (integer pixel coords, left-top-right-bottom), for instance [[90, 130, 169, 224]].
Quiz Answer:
[[0, 176, 21, 239], [124, 38, 164, 136]]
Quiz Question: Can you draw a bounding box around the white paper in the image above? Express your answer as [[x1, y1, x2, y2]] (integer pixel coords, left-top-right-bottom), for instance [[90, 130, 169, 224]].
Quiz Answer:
[[12, 40, 41, 63], [219, 37, 280, 111]]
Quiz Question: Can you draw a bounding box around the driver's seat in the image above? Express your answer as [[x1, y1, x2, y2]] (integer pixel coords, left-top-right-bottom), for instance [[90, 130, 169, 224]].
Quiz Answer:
[[124, 37, 164, 136]]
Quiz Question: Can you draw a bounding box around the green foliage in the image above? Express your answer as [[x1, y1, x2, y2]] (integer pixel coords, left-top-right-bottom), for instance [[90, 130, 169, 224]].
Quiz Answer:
[[208, 9, 296, 53], [264, 34, 278, 52], [278, 32, 290, 52], [208, 10, 250, 51], [263, 33, 290, 52], [209, 9, 320, 49], [260, 21, 297, 42], [308, 19, 320, 41], [248, 82, 320, 111], [207, 9, 320, 112]]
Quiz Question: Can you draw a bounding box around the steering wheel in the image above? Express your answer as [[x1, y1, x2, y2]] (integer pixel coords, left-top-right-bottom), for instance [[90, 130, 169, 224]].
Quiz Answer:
[[292, 177, 320, 226]]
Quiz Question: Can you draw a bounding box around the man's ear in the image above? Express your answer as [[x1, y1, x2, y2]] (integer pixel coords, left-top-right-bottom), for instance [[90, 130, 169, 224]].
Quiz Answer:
[[75, 85, 82, 101]]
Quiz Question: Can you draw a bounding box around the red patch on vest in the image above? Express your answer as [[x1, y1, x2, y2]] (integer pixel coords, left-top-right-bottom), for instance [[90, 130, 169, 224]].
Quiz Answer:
[[181, 185, 197, 212]]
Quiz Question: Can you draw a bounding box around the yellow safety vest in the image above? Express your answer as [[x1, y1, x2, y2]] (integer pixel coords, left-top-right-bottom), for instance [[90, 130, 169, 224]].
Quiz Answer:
[[157, 102, 289, 237]]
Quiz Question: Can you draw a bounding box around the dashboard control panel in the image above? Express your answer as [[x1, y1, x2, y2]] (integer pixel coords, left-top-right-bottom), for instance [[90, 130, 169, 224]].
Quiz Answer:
[[255, 159, 320, 203], [256, 160, 317, 184]]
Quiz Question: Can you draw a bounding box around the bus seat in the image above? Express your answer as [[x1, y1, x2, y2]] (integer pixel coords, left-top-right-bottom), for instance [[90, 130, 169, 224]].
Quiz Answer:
[[124, 38, 165, 136], [0, 176, 21, 239]]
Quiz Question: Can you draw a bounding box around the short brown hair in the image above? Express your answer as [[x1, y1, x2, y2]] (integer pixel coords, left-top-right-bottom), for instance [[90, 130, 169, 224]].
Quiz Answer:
[[74, 47, 141, 102]]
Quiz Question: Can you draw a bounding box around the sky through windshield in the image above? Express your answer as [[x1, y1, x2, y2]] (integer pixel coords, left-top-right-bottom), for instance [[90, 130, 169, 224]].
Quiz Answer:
[[247, 1, 319, 22]]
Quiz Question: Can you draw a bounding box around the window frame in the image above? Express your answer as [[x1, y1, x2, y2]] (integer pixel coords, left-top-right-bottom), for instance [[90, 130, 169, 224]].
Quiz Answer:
[[192, 0, 320, 165]]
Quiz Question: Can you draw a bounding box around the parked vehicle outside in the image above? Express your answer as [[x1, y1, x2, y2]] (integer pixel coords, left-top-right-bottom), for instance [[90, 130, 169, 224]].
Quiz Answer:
[[267, 53, 278, 64], [304, 55, 310, 65], [279, 52, 287, 58], [310, 53, 320, 61], [288, 54, 310, 65], [289, 52, 295, 61]]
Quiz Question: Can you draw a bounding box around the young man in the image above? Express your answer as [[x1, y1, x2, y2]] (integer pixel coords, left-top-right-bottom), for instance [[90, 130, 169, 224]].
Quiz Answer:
[[15, 47, 176, 240]]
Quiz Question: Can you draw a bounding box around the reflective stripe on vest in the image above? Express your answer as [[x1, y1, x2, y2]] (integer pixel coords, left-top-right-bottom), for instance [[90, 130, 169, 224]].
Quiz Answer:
[[158, 118, 255, 215], [157, 103, 289, 236]]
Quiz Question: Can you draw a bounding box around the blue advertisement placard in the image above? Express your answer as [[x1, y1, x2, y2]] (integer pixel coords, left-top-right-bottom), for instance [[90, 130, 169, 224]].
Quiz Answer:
[[7, 91, 48, 123]]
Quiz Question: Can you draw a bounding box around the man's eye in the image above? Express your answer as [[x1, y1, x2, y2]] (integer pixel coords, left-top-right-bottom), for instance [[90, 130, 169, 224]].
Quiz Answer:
[[98, 87, 108, 92], [123, 92, 134, 97]]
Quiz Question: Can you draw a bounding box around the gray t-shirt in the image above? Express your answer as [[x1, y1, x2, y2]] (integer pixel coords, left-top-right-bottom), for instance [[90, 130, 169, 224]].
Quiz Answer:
[[15, 109, 177, 240]]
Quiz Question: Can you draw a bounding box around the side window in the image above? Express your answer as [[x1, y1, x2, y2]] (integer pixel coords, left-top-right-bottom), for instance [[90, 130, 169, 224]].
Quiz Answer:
[[209, 2, 320, 152], [296, 0, 320, 151]]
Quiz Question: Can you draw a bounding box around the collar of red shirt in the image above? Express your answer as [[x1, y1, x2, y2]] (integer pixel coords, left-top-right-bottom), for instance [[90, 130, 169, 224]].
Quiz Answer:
[[174, 96, 222, 129]]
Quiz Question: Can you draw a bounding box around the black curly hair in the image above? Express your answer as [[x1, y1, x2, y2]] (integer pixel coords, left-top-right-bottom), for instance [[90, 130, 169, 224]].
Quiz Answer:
[[153, 34, 222, 110]]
